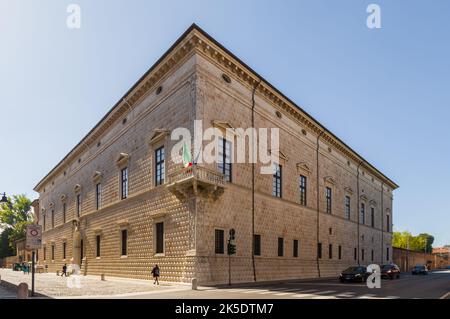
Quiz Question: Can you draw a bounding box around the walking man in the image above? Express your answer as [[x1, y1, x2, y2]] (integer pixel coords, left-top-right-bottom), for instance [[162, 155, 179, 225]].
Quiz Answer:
[[151, 264, 160, 285], [61, 264, 68, 277]]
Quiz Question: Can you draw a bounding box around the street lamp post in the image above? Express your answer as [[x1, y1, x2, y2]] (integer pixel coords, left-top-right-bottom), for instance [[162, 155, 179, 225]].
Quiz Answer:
[[0, 192, 8, 205]]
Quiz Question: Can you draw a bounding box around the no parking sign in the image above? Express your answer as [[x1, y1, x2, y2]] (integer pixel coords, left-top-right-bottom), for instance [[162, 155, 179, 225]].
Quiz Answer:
[[26, 225, 42, 250]]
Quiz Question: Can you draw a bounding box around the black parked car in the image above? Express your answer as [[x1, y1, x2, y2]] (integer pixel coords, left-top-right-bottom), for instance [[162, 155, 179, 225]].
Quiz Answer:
[[411, 265, 428, 275], [339, 266, 369, 283], [381, 264, 401, 279]]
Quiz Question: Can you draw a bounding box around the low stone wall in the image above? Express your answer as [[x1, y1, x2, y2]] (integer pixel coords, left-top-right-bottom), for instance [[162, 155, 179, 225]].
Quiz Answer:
[[3, 256, 18, 269], [393, 247, 449, 272]]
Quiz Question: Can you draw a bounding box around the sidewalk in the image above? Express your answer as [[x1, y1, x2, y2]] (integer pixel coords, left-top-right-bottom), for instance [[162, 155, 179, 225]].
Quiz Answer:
[[0, 285, 15, 299], [0, 268, 188, 298]]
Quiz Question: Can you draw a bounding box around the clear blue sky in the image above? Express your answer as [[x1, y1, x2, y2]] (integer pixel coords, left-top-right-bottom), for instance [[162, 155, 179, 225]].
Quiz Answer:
[[1, 0, 449, 246]]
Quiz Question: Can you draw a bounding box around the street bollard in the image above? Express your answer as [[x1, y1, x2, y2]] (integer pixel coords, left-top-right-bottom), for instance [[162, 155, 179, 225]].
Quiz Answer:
[[101, 274, 105, 281], [56, 270, 59, 276], [17, 283, 29, 299], [191, 278, 198, 290]]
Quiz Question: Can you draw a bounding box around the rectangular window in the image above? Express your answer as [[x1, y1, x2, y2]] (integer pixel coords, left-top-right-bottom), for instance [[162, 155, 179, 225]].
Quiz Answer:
[[215, 229, 224, 254], [121, 167, 129, 199], [253, 234, 261, 256], [326, 187, 332, 214], [361, 249, 365, 261], [96, 183, 102, 210], [96, 235, 101, 257], [51, 245, 55, 261], [51, 210, 54, 228], [360, 203, 365, 224], [43, 214, 46, 231], [386, 247, 390, 261], [371, 207, 375, 228], [318, 243, 322, 259], [63, 242, 66, 260], [299, 175, 307, 206], [272, 163, 282, 198], [43, 247, 46, 261], [218, 138, 232, 182], [354, 247, 357, 260], [62, 203, 66, 224], [338, 245, 342, 260], [156, 222, 164, 254], [371, 249, 374, 261], [293, 240, 299, 257], [76, 194, 81, 217], [345, 196, 351, 220], [121, 229, 127, 256], [155, 146, 165, 186], [329, 244, 333, 259], [278, 237, 284, 257], [386, 214, 390, 232]]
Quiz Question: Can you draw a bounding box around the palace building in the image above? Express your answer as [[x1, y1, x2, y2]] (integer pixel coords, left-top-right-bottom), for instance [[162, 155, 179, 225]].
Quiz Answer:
[[34, 24, 398, 284]]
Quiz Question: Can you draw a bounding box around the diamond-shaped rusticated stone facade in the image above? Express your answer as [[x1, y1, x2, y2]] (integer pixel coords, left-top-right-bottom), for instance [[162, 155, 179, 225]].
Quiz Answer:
[[34, 25, 397, 285]]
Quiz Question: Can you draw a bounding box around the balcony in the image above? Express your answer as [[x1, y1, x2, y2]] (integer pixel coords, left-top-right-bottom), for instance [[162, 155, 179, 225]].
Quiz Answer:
[[166, 165, 226, 200]]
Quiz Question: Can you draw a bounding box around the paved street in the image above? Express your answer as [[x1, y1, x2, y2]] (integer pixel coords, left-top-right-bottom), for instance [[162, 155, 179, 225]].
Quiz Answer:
[[119, 270, 450, 300], [1, 269, 448, 299], [0, 268, 184, 298]]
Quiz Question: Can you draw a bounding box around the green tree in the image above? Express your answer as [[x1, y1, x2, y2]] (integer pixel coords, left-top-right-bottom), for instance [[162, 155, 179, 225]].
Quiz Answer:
[[0, 194, 33, 249], [393, 230, 435, 253], [417, 233, 434, 253], [0, 228, 15, 258], [393, 231, 413, 249]]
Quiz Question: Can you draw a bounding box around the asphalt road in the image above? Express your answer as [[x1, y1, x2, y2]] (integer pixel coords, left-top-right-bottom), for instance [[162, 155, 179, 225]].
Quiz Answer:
[[121, 270, 450, 299]]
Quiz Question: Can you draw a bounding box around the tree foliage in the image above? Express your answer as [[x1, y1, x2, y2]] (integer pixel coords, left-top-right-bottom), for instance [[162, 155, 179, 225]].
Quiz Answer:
[[393, 231, 434, 252], [0, 194, 33, 250], [0, 228, 15, 258]]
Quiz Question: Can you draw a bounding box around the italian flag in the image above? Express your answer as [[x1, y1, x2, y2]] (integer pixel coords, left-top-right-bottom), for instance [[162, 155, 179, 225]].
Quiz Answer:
[[182, 142, 192, 167]]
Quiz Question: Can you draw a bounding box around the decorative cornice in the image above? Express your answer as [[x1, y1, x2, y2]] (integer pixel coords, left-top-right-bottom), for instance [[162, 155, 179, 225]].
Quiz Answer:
[[34, 27, 199, 192], [149, 129, 170, 146], [74, 184, 82, 194], [117, 220, 130, 228], [211, 120, 234, 129], [92, 171, 103, 184], [33, 24, 398, 192], [324, 176, 336, 186], [269, 149, 288, 163], [116, 153, 130, 168], [344, 187, 354, 195], [211, 120, 237, 136], [190, 29, 398, 190], [296, 162, 311, 175]]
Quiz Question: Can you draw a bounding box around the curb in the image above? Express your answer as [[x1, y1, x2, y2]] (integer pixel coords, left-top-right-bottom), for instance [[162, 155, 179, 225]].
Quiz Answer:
[[0, 279, 49, 299]]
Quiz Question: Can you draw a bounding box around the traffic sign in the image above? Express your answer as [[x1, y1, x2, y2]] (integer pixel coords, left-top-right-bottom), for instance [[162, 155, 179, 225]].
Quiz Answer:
[[26, 225, 42, 250]]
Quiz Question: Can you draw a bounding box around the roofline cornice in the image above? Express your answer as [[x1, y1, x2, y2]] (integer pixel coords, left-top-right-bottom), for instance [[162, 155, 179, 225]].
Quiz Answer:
[[34, 23, 398, 192]]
